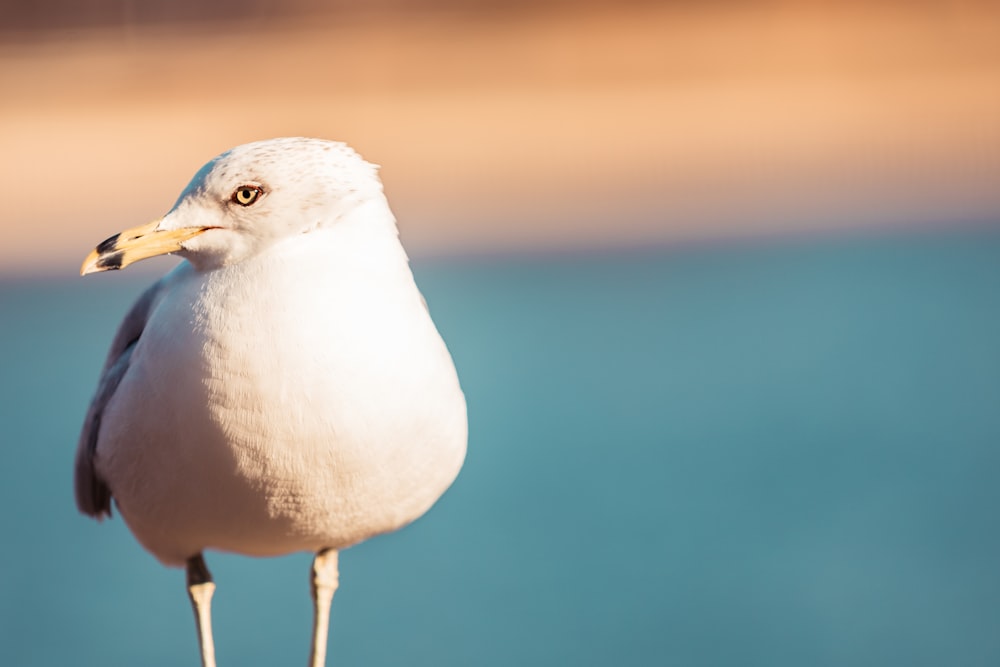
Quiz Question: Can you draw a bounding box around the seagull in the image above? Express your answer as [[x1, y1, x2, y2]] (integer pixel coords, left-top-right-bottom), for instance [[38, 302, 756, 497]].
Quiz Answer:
[[74, 137, 467, 667]]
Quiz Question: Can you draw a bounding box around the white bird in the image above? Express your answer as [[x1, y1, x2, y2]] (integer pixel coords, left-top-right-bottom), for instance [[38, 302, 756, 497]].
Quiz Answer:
[[75, 137, 467, 667]]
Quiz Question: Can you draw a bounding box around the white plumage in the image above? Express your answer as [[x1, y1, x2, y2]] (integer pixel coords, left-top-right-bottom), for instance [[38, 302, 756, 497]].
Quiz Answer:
[[75, 137, 467, 667]]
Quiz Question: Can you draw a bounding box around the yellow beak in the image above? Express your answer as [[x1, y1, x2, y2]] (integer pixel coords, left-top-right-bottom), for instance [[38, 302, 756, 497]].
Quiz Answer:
[[80, 219, 214, 276]]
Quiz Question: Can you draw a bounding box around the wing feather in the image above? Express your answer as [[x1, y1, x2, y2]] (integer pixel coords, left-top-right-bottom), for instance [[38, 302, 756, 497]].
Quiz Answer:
[[74, 280, 164, 518]]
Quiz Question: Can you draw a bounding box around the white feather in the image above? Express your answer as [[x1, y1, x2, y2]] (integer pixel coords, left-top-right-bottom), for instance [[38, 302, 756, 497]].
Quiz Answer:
[[87, 138, 467, 566]]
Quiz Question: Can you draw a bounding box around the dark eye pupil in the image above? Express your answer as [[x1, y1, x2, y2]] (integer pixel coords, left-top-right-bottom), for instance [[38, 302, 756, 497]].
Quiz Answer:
[[235, 188, 258, 205]]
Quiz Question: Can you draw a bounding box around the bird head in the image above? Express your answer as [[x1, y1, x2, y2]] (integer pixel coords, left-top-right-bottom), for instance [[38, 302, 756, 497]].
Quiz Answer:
[[81, 137, 386, 275]]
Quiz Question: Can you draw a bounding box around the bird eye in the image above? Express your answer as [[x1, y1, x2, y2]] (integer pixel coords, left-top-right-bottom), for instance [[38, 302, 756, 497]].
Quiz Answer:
[[232, 185, 263, 207]]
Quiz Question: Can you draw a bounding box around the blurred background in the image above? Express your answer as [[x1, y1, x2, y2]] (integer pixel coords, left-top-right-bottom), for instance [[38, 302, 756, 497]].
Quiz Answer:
[[2, 0, 1000, 665]]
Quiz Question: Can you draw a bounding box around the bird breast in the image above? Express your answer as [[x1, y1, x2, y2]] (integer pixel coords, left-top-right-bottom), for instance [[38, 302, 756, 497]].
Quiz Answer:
[[99, 233, 467, 565]]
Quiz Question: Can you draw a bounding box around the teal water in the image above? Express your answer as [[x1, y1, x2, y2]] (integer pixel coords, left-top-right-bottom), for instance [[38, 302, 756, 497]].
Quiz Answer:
[[2, 229, 1000, 666]]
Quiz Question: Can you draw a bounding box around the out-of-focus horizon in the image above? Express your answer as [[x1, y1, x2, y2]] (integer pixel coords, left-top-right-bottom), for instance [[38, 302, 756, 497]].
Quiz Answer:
[[5, 4, 1000, 666], [2, 0, 999, 275]]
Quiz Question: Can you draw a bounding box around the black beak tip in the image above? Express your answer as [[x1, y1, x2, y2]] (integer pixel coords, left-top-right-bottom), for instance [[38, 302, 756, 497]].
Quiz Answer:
[[95, 233, 121, 255], [96, 251, 125, 271]]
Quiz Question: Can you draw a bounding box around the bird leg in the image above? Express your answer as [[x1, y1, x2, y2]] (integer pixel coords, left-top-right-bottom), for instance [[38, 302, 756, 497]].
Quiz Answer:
[[309, 548, 340, 667], [186, 553, 218, 667]]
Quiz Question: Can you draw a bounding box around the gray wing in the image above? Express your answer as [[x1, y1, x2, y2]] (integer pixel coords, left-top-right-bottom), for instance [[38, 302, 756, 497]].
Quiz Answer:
[[74, 280, 164, 518]]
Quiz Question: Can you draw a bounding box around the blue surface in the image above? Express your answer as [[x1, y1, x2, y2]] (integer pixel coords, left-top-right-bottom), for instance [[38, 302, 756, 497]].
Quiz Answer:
[[2, 228, 1000, 666]]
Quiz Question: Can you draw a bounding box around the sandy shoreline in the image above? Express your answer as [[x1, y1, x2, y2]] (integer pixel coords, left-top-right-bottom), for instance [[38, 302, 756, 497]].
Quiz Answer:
[[1, 3, 998, 274]]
